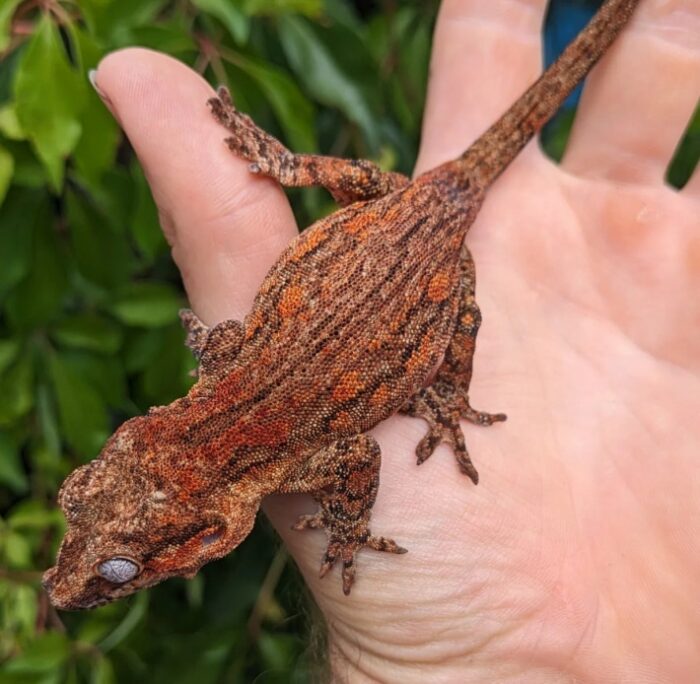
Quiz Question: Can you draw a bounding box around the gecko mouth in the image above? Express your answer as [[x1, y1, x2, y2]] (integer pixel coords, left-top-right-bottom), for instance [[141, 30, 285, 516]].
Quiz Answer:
[[42, 568, 144, 611], [43, 561, 200, 611]]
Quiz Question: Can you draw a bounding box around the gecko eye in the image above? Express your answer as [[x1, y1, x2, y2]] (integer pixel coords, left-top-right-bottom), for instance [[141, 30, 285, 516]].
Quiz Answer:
[[97, 557, 140, 584]]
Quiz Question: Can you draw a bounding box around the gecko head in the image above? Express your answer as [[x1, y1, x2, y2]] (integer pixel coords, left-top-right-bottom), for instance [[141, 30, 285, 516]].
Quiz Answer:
[[42, 416, 260, 610]]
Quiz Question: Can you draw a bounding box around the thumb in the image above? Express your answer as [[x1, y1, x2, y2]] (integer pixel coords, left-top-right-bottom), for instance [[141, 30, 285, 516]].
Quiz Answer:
[[92, 47, 298, 324]]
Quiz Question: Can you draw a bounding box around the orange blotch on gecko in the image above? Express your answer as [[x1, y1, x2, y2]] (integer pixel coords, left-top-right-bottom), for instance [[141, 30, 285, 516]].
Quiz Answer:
[[405, 334, 435, 375], [277, 285, 304, 318], [427, 270, 452, 302], [332, 371, 365, 402], [369, 383, 390, 407], [292, 226, 329, 260], [329, 410, 354, 432]]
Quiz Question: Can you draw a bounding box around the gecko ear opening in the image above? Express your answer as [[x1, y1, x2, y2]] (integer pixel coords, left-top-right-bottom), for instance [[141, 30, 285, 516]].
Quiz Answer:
[[169, 501, 261, 579], [200, 500, 259, 559], [188, 520, 228, 556], [190, 515, 240, 560], [201, 528, 223, 547]]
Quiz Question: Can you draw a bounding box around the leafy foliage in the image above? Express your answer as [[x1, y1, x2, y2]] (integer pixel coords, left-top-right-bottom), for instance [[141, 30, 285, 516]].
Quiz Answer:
[[0, 0, 696, 682]]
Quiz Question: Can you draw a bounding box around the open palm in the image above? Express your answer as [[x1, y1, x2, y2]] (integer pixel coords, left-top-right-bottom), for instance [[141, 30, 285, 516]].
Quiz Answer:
[[93, 0, 699, 680]]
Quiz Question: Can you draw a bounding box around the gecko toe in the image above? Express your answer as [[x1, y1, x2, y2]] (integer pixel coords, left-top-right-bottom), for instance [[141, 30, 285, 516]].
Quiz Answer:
[[341, 560, 355, 595], [291, 512, 324, 531], [216, 85, 233, 105], [365, 535, 407, 554]]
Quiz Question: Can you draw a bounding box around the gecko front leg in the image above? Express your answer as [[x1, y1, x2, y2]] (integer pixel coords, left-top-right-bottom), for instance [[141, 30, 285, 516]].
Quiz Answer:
[[279, 434, 406, 595], [401, 245, 506, 484], [179, 309, 244, 382], [209, 87, 408, 205]]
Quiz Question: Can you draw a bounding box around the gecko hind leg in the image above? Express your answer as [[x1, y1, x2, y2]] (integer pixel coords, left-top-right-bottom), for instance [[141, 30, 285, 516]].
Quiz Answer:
[[279, 434, 406, 595], [401, 245, 506, 484], [208, 87, 408, 206]]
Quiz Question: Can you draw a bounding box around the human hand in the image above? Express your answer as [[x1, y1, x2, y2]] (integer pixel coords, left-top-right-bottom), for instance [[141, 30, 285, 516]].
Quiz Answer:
[[91, 0, 699, 680]]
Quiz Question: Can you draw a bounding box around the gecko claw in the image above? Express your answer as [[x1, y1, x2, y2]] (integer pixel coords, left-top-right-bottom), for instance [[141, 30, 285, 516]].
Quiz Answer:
[[342, 561, 355, 595], [319, 557, 335, 579]]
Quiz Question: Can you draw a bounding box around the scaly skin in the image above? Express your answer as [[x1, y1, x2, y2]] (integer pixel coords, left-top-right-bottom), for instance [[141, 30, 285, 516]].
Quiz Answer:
[[44, 0, 641, 609]]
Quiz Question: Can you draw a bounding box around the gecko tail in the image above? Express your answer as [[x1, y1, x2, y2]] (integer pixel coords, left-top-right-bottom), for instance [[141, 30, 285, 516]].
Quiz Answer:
[[459, 0, 641, 189]]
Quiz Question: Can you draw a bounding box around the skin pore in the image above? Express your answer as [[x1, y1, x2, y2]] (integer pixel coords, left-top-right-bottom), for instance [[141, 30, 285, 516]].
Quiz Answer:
[[91, 0, 699, 680]]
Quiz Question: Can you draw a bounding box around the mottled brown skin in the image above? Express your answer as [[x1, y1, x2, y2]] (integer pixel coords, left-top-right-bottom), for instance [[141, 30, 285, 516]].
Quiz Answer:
[[44, 0, 640, 609]]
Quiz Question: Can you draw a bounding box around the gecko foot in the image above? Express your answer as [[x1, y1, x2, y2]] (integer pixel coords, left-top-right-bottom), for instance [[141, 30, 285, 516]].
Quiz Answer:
[[208, 86, 293, 180], [402, 381, 506, 485], [292, 512, 406, 595]]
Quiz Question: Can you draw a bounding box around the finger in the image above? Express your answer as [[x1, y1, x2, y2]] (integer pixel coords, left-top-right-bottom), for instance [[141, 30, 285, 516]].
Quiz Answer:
[[415, 0, 548, 173], [562, 1, 700, 184], [94, 48, 298, 324]]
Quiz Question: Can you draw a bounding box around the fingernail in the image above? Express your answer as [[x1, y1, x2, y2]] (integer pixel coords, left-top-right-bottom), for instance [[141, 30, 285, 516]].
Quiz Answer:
[[87, 69, 112, 106]]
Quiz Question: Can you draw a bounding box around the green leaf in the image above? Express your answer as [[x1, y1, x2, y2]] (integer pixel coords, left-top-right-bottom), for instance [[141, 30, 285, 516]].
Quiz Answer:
[[79, 0, 167, 46], [65, 188, 131, 289], [51, 314, 123, 354], [122, 327, 167, 373], [98, 592, 148, 653], [48, 351, 109, 458], [244, 0, 322, 16], [0, 140, 48, 188], [3, 530, 32, 568], [140, 324, 193, 403], [0, 187, 41, 300], [4, 585, 37, 640], [193, 0, 250, 44], [81, 167, 135, 237], [129, 163, 166, 262], [36, 381, 61, 460], [257, 631, 295, 673], [542, 109, 576, 163], [14, 15, 86, 190], [0, 351, 34, 426], [0, 144, 15, 205], [91, 657, 116, 684], [3, 632, 70, 674], [71, 30, 120, 183], [185, 573, 204, 608], [8, 501, 63, 530], [229, 54, 316, 152], [4, 200, 69, 331], [0, 338, 19, 375], [278, 16, 378, 148], [128, 23, 198, 55], [0, 103, 25, 140], [63, 352, 128, 409], [321, 0, 361, 29], [0, 431, 27, 493], [109, 282, 182, 328], [0, 0, 22, 52], [667, 104, 699, 189]]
